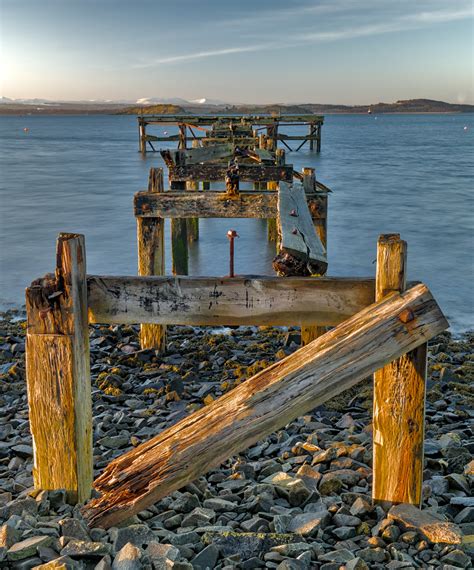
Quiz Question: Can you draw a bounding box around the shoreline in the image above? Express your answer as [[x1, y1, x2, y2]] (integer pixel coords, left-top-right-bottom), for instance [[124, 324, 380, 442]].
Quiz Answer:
[[1, 311, 473, 568]]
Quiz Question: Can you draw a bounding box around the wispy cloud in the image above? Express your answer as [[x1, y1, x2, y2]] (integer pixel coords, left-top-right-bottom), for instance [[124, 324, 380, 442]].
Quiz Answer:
[[134, 3, 473, 68], [133, 45, 269, 68]]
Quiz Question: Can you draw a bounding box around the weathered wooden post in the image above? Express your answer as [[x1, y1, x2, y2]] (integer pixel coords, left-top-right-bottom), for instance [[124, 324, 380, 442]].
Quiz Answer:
[[178, 124, 187, 150], [186, 140, 200, 242], [317, 123, 322, 152], [137, 168, 167, 352], [309, 122, 315, 151], [25, 233, 93, 503], [171, 178, 189, 275], [373, 234, 428, 506], [139, 118, 146, 154], [301, 167, 328, 345]]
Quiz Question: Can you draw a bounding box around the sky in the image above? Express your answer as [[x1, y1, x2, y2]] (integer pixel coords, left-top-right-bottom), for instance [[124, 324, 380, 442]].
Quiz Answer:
[[1, 0, 473, 104]]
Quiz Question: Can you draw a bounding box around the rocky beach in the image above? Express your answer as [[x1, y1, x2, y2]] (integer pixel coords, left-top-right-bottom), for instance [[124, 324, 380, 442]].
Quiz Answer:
[[0, 312, 472, 569]]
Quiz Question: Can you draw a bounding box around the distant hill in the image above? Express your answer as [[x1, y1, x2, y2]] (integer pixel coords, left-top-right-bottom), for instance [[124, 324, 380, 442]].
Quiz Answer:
[[118, 104, 186, 115], [301, 99, 474, 114], [0, 98, 471, 115]]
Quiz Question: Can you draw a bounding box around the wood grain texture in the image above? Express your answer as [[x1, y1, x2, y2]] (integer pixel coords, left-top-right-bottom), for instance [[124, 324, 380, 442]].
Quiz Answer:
[[135, 191, 279, 219], [273, 182, 327, 276], [25, 233, 92, 503], [373, 234, 428, 506], [87, 276, 376, 327], [138, 168, 166, 352], [81, 283, 448, 528]]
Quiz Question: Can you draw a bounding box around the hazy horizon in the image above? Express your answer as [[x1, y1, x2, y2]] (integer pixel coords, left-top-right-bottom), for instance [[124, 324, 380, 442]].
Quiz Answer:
[[1, 0, 473, 105]]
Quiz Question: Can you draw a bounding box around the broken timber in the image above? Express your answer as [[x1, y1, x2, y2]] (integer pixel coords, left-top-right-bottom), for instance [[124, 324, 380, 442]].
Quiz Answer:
[[81, 283, 448, 528], [273, 182, 327, 276]]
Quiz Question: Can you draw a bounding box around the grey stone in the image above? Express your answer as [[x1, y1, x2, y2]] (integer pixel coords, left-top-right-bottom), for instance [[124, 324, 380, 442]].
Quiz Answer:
[[60, 539, 111, 558], [332, 526, 356, 540], [357, 547, 386, 563], [454, 506, 474, 524], [202, 498, 236, 512], [350, 497, 371, 517], [112, 543, 142, 570], [332, 513, 361, 527], [287, 511, 330, 537], [191, 544, 219, 569], [182, 508, 215, 527], [7, 536, 53, 561], [59, 519, 90, 542], [318, 548, 354, 563], [440, 549, 471, 568], [147, 542, 180, 562], [345, 559, 369, 570], [109, 524, 156, 552]]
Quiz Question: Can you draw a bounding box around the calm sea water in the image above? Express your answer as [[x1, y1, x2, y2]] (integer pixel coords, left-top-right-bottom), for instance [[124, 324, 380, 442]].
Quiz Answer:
[[0, 113, 473, 330]]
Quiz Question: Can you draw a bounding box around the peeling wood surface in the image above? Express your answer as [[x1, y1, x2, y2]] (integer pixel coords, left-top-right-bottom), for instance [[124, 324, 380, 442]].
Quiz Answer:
[[274, 182, 327, 276], [87, 275, 376, 327], [168, 164, 293, 182], [373, 234, 428, 506], [81, 283, 448, 528], [25, 234, 92, 503], [135, 191, 279, 219]]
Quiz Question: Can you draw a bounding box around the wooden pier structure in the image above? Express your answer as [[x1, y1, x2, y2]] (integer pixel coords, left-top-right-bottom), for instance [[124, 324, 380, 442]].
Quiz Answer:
[[23, 118, 449, 532], [138, 113, 324, 153]]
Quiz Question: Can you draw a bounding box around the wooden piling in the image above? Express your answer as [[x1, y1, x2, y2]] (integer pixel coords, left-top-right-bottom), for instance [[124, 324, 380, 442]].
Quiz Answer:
[[25, 233, 93, 503], [82, 283, 447, 528], [186, 140, 200, 242], [372, 234, 428, 506], [139, 119, 146, 154], [301, 167, 328, 345], [171, 180, 189, 275], [137, 168, 167, 352]]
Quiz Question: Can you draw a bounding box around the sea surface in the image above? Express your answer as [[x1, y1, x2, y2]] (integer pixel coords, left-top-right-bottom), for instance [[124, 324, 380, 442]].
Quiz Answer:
[[0, 113, 473, 331]]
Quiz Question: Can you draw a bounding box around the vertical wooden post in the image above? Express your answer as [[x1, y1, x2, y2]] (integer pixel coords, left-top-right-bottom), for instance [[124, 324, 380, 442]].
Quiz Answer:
[[139, 119, 146, 154], [301, 167, 328, 345], [178, 124, 187, 149], [187, 141, 200, 242], [317, 123, 322, 153], [309, 122, 315, 151], [137, 168, 166, 352], [171, 180, 189, 275], [25, 233, 92, 503], [373, 234, 427, 506]]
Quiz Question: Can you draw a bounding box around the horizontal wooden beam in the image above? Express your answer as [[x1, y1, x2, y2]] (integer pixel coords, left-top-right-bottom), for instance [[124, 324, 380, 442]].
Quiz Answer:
[[135, 191, 277, 218], [168, 163, 293, 182], [87, 275, 376, 327], [138, 114, 324, 126], [81, 283, 448, 528]]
